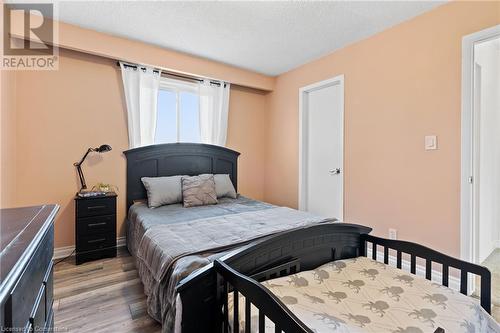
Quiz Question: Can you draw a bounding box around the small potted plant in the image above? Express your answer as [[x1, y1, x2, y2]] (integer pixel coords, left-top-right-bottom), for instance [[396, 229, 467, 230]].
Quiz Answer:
[[92, 183, 118, 193]]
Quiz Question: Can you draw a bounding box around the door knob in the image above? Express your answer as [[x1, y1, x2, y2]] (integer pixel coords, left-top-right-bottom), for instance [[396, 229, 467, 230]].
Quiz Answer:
[[329, 168, 341, 175]]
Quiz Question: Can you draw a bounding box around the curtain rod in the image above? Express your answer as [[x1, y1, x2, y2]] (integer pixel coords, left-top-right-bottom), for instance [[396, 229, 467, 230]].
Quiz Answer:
[[116, 62, 226, 87]]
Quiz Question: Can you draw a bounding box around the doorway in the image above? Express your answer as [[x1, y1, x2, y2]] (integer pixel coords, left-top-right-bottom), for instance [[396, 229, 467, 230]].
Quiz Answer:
[[299, 75, 344, 220], [461, 25, 500, 316]]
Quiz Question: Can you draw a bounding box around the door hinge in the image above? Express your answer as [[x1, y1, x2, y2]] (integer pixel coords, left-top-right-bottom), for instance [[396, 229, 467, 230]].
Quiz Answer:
[[468, 176, 473, 184]]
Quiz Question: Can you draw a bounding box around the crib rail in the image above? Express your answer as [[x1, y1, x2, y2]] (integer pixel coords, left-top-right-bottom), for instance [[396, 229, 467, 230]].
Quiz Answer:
[[210, 224, 490, 333], [214, 260, 313, 333], [360, 234, 492, 314], [214, 259, 449, 333]]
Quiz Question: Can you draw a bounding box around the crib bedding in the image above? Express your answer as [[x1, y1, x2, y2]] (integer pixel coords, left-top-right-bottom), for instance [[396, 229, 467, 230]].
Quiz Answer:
[[229, 256, 499, 333]]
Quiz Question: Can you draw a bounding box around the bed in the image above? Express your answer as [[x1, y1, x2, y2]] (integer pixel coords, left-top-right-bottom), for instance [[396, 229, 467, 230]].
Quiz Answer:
[[213, 224, 498, 333], [125, 143, 496, 333], [124, 143, 334, 333]]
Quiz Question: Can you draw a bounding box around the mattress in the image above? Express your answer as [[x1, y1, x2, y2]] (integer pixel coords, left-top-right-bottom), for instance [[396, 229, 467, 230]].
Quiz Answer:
[[229, 256, 500, 333], [127, 195, 331, 333], [127, 196, 273, 255]]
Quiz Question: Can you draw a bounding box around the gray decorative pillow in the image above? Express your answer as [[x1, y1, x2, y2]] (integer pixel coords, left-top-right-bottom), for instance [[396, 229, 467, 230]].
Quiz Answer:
[[213, 174, 237, 199], [141, 176, 183, 208], [182, 174, 218, 208]]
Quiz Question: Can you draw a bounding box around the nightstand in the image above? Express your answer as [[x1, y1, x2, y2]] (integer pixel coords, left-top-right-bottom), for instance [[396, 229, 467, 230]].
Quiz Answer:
[[74, 192, 117, 265]]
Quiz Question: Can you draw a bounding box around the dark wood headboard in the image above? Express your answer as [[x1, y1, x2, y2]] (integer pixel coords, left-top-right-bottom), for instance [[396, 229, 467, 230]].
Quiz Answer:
[[123, 143, 240, 209]]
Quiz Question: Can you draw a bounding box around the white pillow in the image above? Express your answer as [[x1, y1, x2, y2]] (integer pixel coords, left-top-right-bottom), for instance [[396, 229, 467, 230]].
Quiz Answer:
[[213, 174, 237, 199], [141, 176, 183, 208]]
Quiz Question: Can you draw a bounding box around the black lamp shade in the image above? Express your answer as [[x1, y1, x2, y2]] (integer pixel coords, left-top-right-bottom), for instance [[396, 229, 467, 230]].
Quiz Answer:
[[96, 144, 112, 153]]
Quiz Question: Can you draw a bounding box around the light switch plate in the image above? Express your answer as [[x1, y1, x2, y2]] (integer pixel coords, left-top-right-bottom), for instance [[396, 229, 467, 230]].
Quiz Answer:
[[425, 135, 437, 150]]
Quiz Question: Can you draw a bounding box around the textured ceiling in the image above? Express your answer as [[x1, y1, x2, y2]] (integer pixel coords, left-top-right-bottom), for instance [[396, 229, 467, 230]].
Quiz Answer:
[[18, 1, 445, 76]]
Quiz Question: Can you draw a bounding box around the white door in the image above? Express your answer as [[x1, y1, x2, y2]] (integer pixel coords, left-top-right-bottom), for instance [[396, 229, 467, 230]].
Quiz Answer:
[[461, 25, 500, 267], [473, 37, 500, 264], [300, 76, 344, 220]]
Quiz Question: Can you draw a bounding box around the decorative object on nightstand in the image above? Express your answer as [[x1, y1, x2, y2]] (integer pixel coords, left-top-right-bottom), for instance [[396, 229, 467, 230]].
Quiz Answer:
[[92, 182, 119, 193], [75, 192, 117, 265], [73, 144, 112, 197]]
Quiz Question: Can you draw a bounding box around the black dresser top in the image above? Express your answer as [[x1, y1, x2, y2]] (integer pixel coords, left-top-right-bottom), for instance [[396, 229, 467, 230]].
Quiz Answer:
[[0, 205, 59, 303]]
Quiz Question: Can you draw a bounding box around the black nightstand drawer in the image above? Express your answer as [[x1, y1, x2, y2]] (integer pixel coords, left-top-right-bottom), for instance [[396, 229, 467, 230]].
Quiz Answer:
[[75, 192, 117, 265], [76, 247, 116, 265], [78, 232, 116, 252], [77, 215, 115, 236], [76, 197, 115, 218]]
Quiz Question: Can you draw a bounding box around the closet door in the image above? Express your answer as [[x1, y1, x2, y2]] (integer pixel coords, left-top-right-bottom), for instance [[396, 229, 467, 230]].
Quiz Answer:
[[302, 78, 344, 220]]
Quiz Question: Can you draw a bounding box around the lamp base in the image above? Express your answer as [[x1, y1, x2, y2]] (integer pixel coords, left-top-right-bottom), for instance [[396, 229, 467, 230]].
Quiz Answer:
[[77, 190, 107, 198]]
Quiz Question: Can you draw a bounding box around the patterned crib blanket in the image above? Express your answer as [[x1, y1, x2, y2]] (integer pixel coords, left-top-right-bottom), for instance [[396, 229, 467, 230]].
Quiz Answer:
[[229, 256, 499, 333]]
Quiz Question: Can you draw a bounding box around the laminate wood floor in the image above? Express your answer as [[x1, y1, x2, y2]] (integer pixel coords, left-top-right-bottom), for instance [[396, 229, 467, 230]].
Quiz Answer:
[[53, 248, 161, 333]]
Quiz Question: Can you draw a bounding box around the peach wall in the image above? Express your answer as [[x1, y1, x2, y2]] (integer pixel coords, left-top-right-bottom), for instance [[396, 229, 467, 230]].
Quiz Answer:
[[2, 7, 273, 248], [0, 69, 17, 208], [264, 1, 500, 257], [12, 49, 268, 247], [227, 86, 268, 200], [0, 0, 16, 208], [5, 1, 499, 255], [14, 50, 128, 248]]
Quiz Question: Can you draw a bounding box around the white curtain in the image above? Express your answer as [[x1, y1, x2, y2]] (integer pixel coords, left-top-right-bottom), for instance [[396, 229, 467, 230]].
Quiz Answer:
[[199, 80, 231, 146], [119, 62, 161, 148]]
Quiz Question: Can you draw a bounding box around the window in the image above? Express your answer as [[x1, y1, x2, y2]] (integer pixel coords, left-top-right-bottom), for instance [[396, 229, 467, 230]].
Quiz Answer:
[[154, 77, 201, 143]]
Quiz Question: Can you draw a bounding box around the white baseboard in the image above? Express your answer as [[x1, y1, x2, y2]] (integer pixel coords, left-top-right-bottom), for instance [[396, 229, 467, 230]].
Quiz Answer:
[[366, 248, 461, 292], [494, 240, 500, 249], [53, 236, 126, 260], [53, 245, 75, 260]]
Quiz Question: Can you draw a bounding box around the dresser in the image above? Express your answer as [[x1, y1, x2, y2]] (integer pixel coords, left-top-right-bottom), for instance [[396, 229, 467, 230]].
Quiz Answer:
[[0, 205, 59, 333], [75, 192, 117, 264]]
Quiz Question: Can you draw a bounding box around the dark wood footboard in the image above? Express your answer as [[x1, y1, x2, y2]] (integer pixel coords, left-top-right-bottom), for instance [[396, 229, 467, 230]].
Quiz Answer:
[[176, 223, 371, 332]]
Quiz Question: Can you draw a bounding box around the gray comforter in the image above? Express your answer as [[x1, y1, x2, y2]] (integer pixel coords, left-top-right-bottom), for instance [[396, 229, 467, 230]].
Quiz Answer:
[[128, 196, 331, 332]]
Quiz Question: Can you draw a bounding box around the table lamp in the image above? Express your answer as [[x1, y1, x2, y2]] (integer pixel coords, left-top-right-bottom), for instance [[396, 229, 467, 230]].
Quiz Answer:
[[74, 144, 112, 193]]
